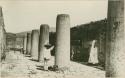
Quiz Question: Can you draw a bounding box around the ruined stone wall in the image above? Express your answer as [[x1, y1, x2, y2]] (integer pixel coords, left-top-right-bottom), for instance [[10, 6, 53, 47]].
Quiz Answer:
[[48, 19, 107, 66], [6, 33, 16, 50], [71, 19, 107, 66], [98, 25, 106, 66]]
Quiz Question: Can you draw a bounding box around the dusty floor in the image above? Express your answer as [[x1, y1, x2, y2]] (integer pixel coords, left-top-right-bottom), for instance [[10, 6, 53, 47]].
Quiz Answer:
[[1, 51, 105, 78]]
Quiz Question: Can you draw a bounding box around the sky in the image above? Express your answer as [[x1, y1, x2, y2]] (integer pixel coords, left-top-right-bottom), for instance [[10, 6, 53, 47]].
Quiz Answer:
[[0, 0, 108, 33]]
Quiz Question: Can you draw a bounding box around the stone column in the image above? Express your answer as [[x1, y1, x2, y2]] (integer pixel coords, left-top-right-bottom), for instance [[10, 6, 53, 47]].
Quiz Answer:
[[0, 24, 3, 62], [106, 0, 125, 77], [0, 6, 6, 62], [0, 7, 3, 62], [26, 33, 31, 55], [31, 30, 39, 60], [55, 14, 70, 68], [23, 35, 27, 54], [38, 24, 49, 62]]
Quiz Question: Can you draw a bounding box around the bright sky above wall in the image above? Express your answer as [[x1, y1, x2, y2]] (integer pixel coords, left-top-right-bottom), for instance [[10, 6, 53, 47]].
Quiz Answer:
[[0, 0, 108, 33]]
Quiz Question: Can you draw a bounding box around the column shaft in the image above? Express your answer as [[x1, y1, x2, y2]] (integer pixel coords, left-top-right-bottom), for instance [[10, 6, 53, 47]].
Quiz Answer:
[[31, 30, 39, 60], [0, 7, 6, 62], [38, 24, 49, 62], [55, 14, 70, 68], [26, 33, 31, 55], [23, 35, 27, 54], [106, 0, 125, 77]]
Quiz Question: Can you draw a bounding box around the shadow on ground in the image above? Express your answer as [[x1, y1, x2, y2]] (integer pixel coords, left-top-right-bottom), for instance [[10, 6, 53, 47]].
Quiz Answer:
[[25, 55, 31, 57], [29, 59, 39, 62], [75, 61, 105, 71], [36, 65, 44, 70]]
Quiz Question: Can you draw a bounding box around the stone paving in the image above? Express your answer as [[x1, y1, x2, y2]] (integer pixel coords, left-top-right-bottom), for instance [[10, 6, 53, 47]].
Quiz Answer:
[[1, 51, 105, 78]]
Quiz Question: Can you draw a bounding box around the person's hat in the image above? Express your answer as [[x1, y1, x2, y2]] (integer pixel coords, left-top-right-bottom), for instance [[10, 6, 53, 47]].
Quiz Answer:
[[44, 42, 51, 47]]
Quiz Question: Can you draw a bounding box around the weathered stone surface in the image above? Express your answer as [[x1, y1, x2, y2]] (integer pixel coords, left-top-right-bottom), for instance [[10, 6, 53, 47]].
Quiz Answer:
[[55, 14, 70, 68], [26, 33, 31, 55], [31, 30, 39, 60], [106, 0, 125, 77], [0, 6, 6, 62], [23, 35, 27, 54], [38, 24, 49, 62]]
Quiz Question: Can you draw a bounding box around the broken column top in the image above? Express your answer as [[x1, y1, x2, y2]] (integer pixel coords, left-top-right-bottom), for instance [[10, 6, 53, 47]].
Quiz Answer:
[[56, 14, 70, 20], [57, 14, 69, 17], [27, 33, 31, 37], [56, 14, 70, 21], [32, 29, 38, 32], [40, 24, 49, 27], [40, 24, 49, 30], [56, 14, 70, 29], [27, 33, 30, 34], [0, 6, 3, 17]]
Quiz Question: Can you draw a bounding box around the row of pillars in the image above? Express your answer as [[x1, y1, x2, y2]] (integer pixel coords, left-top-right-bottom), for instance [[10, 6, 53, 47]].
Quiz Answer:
[[19, 0, 125, 77], [23, 14, 70, 68]]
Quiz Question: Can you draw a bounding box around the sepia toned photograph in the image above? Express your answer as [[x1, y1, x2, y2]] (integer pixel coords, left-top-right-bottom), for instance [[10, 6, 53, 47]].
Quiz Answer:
[[0, 0, 124, 78]]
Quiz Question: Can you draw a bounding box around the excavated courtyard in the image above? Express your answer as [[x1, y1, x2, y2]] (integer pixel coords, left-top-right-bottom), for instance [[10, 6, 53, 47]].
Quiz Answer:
[[1, 51, 105, 78]]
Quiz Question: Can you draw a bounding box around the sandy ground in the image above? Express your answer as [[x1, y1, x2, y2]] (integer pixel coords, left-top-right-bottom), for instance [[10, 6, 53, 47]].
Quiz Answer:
[[1, 51, 105, 78]]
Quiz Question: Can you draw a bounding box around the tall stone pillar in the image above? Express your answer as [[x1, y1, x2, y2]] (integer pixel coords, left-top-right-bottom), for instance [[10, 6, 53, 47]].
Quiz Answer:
[[0, 7, 3, 62], [106, 0, 125, 77], [0, 23, 3, 62], [0, 6, 6, 62], [55, 14, 70, 68], [31, 30, 39, 60], [26, 33, 31, 55], [38, 24, 49, 62], [23, 35, 27, 54]]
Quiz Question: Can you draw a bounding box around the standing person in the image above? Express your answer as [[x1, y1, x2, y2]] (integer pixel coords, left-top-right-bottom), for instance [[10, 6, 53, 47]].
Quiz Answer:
[[88, 40, 99, 65], [43, 42, 54, 71]]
